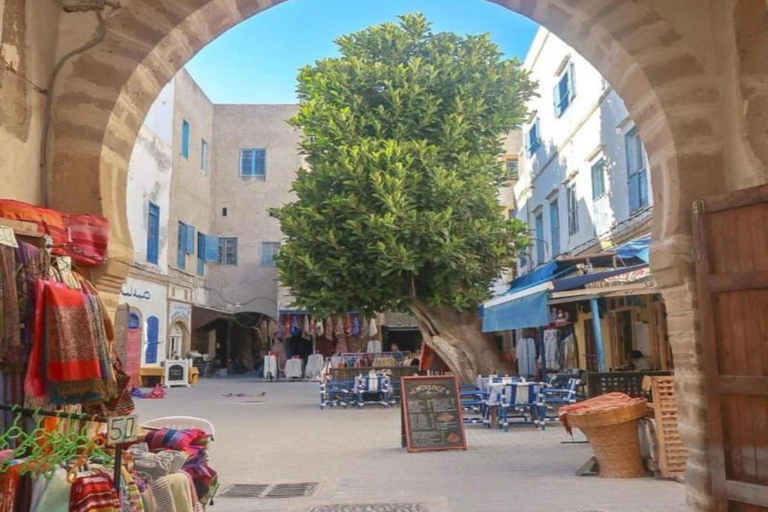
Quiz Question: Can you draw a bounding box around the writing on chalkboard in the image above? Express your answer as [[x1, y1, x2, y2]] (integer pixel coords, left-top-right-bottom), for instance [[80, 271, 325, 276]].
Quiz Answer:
[[401, 375, 467, 453]]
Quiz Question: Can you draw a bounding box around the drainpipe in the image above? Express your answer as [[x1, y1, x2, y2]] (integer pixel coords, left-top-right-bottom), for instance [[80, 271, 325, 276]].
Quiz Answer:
[[589, 298, 607, 372], [40, 1, 121, 206]]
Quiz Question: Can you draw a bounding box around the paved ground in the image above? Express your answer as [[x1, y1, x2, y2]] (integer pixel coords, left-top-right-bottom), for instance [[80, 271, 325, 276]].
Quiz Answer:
[[135, 376, 686, 512]]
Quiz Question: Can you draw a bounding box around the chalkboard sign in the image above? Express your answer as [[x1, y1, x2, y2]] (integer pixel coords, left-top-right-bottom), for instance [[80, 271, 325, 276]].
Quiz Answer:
[[164, 359, 190, 388], [401, 375, 467, 453]]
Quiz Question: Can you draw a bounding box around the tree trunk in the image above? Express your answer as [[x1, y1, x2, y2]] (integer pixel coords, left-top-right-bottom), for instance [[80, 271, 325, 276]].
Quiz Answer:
[[410, 302, 514, 382]]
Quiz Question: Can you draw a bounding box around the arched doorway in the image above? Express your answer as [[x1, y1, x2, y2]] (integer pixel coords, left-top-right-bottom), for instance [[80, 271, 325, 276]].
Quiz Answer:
[[40, 2, 768, 509], [167, 321, 190, 360]]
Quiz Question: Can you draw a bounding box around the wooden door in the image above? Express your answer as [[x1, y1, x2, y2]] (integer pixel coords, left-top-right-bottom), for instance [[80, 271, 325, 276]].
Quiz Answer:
[[693, 185, 768, 512]]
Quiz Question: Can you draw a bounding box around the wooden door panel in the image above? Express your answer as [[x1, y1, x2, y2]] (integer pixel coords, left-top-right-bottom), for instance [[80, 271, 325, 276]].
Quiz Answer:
[[694, 185, 768, 512]]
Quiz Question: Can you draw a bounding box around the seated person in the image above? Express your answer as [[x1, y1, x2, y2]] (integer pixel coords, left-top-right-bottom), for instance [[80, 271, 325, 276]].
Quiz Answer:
[[629, 350, 653, 371]]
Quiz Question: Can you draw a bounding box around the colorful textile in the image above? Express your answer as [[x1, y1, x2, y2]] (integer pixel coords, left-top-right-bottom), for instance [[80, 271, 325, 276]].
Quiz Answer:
[[558, 392, 647, 434], [15, 242, 48, 359], [0, 200, 68, 250], [30, 467, 70, 512], [0, 465, 20, 512], [45, 283, 102, 381], [69, 472, 120, 512], [0, 246, 21, 367], [144, 429, 209, 455], [351, 314, 361, 337], [63, 213, 109, 266], [150, 474, 193, 512]]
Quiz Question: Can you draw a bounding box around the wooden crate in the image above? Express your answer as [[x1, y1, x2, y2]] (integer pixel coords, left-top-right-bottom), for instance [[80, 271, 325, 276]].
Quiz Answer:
[[644, 376, 689, 479]]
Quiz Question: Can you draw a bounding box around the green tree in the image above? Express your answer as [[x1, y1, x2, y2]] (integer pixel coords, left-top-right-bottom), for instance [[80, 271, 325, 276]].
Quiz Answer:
[[273, 13, 535, 380]]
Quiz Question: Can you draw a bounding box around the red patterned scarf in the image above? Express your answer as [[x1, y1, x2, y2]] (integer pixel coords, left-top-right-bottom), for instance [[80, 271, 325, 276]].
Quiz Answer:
[[70, 473, 120, 512]]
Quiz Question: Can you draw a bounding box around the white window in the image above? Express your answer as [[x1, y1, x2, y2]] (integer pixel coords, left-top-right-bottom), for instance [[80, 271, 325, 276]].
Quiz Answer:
[[261, 242, 281, 266], [218, 237, 238, 265], [554, 62, 576, 117]]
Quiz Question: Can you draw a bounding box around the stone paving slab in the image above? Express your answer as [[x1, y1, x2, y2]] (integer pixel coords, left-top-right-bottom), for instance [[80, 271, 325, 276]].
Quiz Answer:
[[135, 377, 686, 512]]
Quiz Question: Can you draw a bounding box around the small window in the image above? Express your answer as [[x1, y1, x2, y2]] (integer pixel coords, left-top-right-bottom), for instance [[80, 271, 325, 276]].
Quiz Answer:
[[505, 159, 519, 181], [147, 202, 160, 265], [261, 242, 281, 266], [591, 158, 606, 200], [554, 61, 576, 117], [240, 148, 266, 181], [181, 120, 190, 159], [222, 207, 228, 217], [567, 185, 579, 235], [218, 237, 238, 266], [524, 118, 541, 157], [201, 139, 209, 175]]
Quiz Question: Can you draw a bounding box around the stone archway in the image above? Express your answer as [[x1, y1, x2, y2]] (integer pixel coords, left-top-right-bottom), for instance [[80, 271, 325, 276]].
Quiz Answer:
[[46, 1, 736, 509]]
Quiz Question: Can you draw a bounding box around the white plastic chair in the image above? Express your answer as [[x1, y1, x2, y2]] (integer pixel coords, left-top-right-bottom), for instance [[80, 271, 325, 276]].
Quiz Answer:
[[141, 416, 216, 441]]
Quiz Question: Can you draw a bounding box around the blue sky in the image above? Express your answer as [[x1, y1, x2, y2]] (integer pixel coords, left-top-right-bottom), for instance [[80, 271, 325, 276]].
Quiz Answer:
[[185, 0, 539, 104]]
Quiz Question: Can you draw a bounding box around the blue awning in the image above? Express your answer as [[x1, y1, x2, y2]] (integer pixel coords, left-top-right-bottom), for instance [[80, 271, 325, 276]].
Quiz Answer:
[[615, 235, 650, 263], [552, 264, 649, 292], [482, 291, 550, 332]]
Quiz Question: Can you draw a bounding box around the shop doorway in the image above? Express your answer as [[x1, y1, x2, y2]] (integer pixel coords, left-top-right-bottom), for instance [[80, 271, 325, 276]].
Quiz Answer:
[[167, 322, 188, 360], [383, 328, 422, 353]]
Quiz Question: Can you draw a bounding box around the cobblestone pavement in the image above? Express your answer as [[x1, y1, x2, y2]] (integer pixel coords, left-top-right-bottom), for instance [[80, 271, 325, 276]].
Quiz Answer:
[[135, 377, 686, 512]]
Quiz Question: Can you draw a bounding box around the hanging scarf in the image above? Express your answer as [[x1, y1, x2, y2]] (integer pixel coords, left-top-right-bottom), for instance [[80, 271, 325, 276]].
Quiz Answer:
[[69, 472, 120, 512], [0, 246, 21, 368], [301, 315, 310, 338], [351, 314, 361, 338], [369, 318, 378, 337], [334, 316, 348, 354], [343, 315, 352, 335], [307, 316, 315, 337], [275, 315, 284, 340], [315, 318, 324, 338], [360, 317, 370, 340], [325, 317, 334, 341], [290, 315, 301, 337]]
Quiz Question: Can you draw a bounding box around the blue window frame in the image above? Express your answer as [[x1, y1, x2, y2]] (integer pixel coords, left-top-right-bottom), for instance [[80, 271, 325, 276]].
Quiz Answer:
[[524, 118, 541, 157], [591, 158, 607, 200], [240, 148, 266, 180], [554, 62, 576, 117], [549, 198, 560, 258], [261, 242, 281, 266], [625, 128, 649, 214], [181, 120, 190, 158], [146, 316, 159, 364], [147, 202, 159, 264], [535, 212, 545, 265]]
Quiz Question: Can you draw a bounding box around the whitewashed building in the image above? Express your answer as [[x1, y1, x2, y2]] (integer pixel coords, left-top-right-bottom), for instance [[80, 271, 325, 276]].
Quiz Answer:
[[514, 27, 652, 271]]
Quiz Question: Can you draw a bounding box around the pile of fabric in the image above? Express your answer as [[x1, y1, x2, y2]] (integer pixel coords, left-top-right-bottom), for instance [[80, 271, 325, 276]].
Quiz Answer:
[[129, 428, 218, 510]]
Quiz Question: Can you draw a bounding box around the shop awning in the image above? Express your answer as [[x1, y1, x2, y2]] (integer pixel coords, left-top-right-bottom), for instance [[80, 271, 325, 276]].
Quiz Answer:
[[552, 264, 649, 292], [481, 290, 550, 332]]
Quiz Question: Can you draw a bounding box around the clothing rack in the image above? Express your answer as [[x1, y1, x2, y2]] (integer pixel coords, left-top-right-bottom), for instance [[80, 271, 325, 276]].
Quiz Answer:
[[0, 404, 123, 496]]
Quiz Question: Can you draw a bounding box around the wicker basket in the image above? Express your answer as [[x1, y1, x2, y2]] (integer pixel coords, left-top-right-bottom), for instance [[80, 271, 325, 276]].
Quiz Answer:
[[567, 401, 648, 478]]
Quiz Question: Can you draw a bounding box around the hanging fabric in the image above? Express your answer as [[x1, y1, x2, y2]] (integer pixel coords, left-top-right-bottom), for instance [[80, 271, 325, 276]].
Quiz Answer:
[[315, 318, 325, 338], [543, 328, 561, 371], [368, 318, 378, 337], [516, 337, 537, 377]]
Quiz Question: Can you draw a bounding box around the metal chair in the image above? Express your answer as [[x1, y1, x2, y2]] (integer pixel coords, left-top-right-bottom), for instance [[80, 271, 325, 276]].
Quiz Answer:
[[498, 382, 543, 431], [538, 377, 583, 427], [353, 373, 391, 408]]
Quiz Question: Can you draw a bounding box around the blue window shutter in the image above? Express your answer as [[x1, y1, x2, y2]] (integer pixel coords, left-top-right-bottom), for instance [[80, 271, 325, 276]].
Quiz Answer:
[[181, 120, 190, 158], [256, 149, 266, 176], [147, 203, 159, 264], [146, 316, 159, 364], [568, 62, 576, 101], [177, 222, 186, 269], [553, 80, 562, 117], [204, 235, 220, 261], [186, 225, 195, 254], [197, 232, 205, 276]]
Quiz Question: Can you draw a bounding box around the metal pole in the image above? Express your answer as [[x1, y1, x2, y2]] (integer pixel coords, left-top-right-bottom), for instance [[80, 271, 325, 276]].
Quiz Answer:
[[589, 298, 607, 372], [539, 327, 547, 383]]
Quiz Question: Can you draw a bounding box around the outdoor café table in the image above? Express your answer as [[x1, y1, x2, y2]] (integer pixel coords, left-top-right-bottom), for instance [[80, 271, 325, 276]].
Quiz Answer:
[[285, 358, 304, 379]]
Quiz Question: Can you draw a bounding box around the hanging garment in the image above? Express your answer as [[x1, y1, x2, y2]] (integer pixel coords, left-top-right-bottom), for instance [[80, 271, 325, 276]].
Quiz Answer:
[[516, 337, 537, 377], [366, 340, 382, 353], [543, 329, 561, 371], [307, 316, 315, 337], [0, 246, 21, 367], [351, 315, 361, 337], [302, 315, 310, 338], [315, 318, 324, 338], [31, 468, 71, 512], [562, 333, 577, 369], [343, 315, 352, 335], [290, 315, 301, 337], [150, 473, 194, 512], [368, 318, 378, 337], [305, 353, 325, 380], [334, 317, 348, 353], [69, 472, 120, 512]]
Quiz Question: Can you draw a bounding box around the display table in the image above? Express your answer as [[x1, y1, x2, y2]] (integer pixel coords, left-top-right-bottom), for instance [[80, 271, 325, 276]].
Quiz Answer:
[[264, 355, 278, 380], [140, 367, 164, 387], [305, 354, 325, 380], [284, 358, 304, 379]]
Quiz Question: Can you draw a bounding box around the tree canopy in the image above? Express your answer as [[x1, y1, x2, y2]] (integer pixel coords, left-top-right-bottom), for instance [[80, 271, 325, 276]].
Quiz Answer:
[[273, 13, 536, 318]]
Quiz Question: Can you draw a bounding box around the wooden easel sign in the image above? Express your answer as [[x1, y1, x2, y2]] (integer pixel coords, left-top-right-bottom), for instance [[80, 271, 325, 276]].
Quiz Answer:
[[400, 375, 467, 453]]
